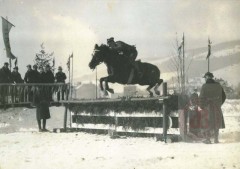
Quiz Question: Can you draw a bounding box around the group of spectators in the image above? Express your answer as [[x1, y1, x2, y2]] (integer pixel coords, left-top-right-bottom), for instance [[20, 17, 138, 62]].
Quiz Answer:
[[0, 62, 67, 102], [0, 62, 66, 84]]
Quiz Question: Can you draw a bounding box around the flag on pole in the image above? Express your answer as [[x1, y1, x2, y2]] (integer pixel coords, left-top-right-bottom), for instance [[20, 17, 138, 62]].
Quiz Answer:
[[67, 57, 70, 71], [206, 38, 212, 60], [67, 53, 73, 71], [178, 36, 184, 53], [1, 17, 16, 59]]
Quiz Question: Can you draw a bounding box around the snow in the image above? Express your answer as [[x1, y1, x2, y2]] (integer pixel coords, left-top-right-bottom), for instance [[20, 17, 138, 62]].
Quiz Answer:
[[0, 100, 240, 169]]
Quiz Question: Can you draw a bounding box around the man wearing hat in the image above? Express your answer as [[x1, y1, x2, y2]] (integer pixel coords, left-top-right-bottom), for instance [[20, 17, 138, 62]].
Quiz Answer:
[[32, 64, 40, 83], [12, 66, 23, 83], [55, 66, 67, 101], [43, 64, 54, 101], [11, 67, 24, 102], [107, 37, 142, 77], [24, 64, 35, 83], [199, 72, 226, 144], [0, 62, 12, 83], [0, 62, 12, 104]]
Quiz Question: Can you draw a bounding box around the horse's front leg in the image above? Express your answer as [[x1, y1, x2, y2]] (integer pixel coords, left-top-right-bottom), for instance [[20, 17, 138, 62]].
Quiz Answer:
[[99, 77, 105, 91], [105, 76, 114, 94]]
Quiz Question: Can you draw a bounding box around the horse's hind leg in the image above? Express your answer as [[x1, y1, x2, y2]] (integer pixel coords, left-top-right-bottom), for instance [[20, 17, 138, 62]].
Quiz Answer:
[[154, 79, 163, 95], [146, 83, 155, 97]]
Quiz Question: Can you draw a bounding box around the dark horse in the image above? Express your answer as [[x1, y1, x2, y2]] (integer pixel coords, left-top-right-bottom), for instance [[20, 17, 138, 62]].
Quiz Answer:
[[89, 44, 163, 96]]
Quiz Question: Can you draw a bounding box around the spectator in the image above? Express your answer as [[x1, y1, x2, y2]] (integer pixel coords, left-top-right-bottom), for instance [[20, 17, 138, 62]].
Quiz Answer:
[[24, 65, 34, 83], [0, 62, 12, 83], [38, 66, 45, 83], [11, 66, 24, 102], [55, 66, 67, 101], [35, 88, 51, 132], [11, 66, 23, 83], [43, 65, 54, 101], [199, 72, 226, 144], [32, 64, 40, 83], [43, 64, 54, 83], [0, 62, 12, 105]]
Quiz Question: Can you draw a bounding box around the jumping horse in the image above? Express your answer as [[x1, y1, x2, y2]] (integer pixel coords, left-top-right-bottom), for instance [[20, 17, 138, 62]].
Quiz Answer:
[[89, 44, 163, 96]]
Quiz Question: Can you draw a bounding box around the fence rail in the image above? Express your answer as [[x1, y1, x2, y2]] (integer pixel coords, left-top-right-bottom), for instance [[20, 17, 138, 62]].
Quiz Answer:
[[0, 83, 69, 108]]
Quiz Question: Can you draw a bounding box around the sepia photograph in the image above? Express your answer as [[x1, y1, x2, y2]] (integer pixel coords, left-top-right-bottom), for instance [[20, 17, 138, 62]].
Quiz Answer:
[[0, 0, 240, 169]]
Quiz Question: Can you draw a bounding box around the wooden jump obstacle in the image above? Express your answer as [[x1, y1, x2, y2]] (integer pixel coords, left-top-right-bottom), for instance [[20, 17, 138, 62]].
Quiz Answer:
[[60, 82, 186, 143]]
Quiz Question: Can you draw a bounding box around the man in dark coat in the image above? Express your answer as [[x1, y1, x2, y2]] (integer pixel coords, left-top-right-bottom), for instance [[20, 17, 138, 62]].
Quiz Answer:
[[24, 64, 35, 102], [43, 65, 54, 101], [12, 66, 23, 83], [0, 62, 12, 83], [199, 72, 226, 144], [55, 66, 66, 101], [43, 64, 54, 83], [35, 88, 51, 132], [11, 66, 24, 102], [38, 66, 45, 83], [32, 64, 40, 83], [24, 65, 35, 83], [0, 62, 12, 104]]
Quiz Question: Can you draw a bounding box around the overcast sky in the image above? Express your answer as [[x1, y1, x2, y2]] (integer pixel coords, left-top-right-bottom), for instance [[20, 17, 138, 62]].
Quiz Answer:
[[0, 0, 240, 78]]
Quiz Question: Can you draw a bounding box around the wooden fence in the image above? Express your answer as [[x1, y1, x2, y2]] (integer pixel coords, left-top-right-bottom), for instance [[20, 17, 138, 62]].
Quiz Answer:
[[0, 83, 69, 108]]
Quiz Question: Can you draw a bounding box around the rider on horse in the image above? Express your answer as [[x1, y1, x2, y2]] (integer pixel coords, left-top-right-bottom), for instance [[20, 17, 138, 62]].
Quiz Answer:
[[107, 37, 143, 77]]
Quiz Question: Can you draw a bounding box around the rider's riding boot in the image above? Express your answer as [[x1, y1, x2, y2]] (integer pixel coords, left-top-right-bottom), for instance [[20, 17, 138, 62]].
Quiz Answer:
[[133, 62, 143, 78]]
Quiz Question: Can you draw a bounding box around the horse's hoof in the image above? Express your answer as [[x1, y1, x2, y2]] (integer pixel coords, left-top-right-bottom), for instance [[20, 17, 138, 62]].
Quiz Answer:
[[149, 93, 153, 97], [155, 91, 160, 95], [107, 88, 114, 94]]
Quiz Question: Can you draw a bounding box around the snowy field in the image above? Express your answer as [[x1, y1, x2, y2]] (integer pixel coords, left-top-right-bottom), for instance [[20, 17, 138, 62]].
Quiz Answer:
[[0, 100, 240, 169]]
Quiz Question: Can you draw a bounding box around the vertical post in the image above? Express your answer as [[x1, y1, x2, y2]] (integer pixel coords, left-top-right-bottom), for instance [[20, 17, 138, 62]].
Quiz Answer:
[[64, 104, 68, 131], [96, 67, 98, 99], [182, 33, 185, 93], [68, 59, 71, 100], [208, 58, 210, 72], [162, 82, 168, 143], [71, 56, 73, 99]]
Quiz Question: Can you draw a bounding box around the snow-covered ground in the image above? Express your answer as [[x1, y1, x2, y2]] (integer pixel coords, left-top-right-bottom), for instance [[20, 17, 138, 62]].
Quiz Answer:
[[0, 100, 240, 169]]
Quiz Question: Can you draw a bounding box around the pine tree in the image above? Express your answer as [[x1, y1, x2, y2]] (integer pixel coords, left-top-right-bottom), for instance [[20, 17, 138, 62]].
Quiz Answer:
[[35, 43, 55, 71]]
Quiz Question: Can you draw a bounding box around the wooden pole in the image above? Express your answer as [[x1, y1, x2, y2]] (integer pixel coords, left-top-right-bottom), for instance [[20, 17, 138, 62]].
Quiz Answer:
[[208, 58, 210, 72], [162, 82, 168, 143], [68, 57, 71, 100], [96, 67, 98, 99], [182, 33, 185, 93], [71, 55, 73, 99], [64, 104, 68, 131]]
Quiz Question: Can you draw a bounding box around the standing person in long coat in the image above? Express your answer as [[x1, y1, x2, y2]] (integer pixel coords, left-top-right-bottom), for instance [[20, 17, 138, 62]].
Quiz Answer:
[[35, 88, 51, 132], [199, 72, 226, 144]]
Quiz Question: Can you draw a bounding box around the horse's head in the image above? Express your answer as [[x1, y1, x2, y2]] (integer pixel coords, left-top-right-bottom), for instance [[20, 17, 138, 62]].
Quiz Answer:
[[89, 44, 109, 70]]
